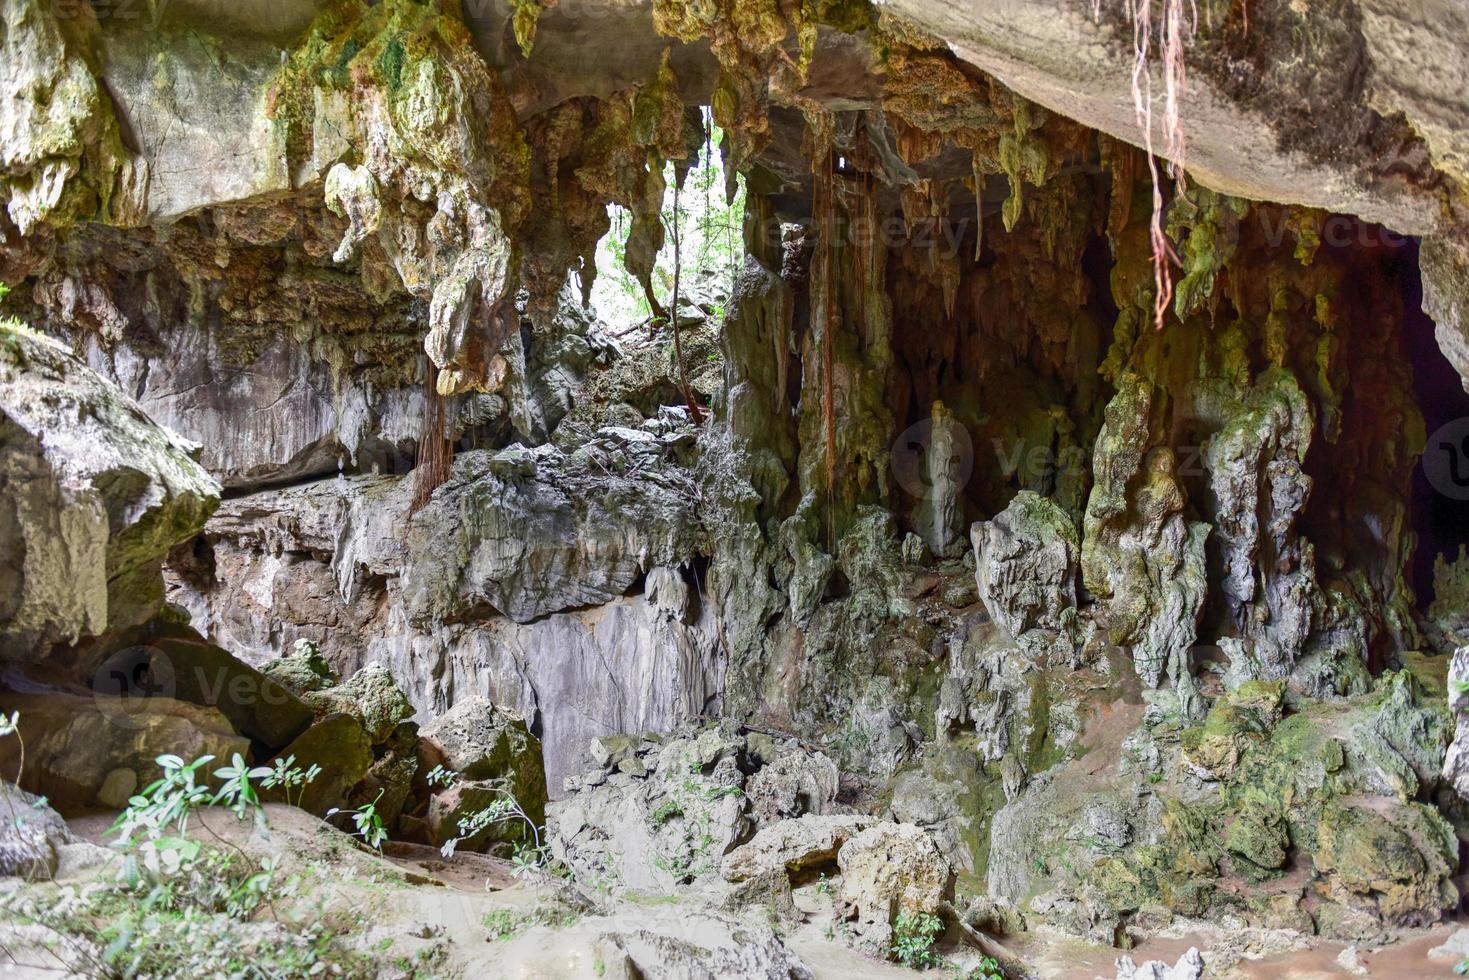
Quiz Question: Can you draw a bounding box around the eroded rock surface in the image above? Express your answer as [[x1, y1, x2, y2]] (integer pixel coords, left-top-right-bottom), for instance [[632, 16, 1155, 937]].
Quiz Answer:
[[0, 324, 219, 660]]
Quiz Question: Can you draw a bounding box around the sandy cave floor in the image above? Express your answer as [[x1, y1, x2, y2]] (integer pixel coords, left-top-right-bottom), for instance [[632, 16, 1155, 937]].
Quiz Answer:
[[50, 807, 1469, 980]]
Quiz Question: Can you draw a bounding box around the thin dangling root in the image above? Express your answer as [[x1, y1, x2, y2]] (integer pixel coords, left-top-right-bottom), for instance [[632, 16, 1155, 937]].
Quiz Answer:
[[411, 362, 453, 515], [1123, 0, 1193, 329]]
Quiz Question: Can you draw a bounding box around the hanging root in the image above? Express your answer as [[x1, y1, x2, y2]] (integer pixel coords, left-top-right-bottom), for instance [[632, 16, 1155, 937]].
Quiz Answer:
[[818, 148, 838, 512], [1124, 0, 1192, 329], [411, 362, 453, 515]]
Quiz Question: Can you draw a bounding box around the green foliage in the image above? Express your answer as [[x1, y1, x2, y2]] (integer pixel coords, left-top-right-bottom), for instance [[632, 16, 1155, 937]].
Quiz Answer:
[[651, 799, 682, 825], [0, 850, 368, 978], [0, 283, 23, 331], [956, 958, 1005, 980], [111, 754, 217, 845], [437, 785, 544, 875], [4, 745, 358, 977], [481, 905, 578, 942], [212, 754, 272, 823], [592, 110, 746, 327], [426, 764, 459, 788], [889, 910, 944, 969], [111, 753, 323, 847], [328, 791, 388, 851], [261, 754, 322, 810]]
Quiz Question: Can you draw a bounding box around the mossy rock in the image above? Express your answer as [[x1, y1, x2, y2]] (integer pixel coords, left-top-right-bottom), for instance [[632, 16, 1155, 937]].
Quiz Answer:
[[1312, 799, 1458, 925], [276, 713, 374, 816]]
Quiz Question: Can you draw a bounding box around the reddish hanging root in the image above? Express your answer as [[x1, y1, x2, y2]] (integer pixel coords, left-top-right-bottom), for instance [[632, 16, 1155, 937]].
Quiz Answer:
[[1126, 0, 1191, 330], [411, 362, 452, 515], [818, 149, 837, 508]]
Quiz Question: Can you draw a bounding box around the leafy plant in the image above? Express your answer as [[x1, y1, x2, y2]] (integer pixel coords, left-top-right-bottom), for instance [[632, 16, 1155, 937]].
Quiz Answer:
[[328, 791, 388, 851], [890, 910, 945, 969], [260, 754, 322, 809], [212, 754, 272, 822], [481, 905, 577, 942], [958, 956, 1005, 980], [438, 786, 542, 868], [426, 764, 459, 788], [651, 799, 682, 825], [111, 754, 216, 845]]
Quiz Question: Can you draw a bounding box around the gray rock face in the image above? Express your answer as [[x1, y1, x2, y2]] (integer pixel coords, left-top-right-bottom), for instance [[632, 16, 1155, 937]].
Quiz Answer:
[[168, 435, 718, 796], [1443, 647, 1469, 800], [1083, 372, 1209, 690], [548, 727, 843, 896], [972, 490, 1085, 665], [0, 782, 77, 880], [0, 324, 219, 661], [721, 815, 871, 883], [81, 324, 425, 491]]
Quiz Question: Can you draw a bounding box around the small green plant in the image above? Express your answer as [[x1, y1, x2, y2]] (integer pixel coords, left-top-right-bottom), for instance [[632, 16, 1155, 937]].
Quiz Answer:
[[328, 791, 388, 851], [890, 910, 944, 969], [651, 799, 682, 825], [438, 787, 542, 871], [111, 754, 216, 844], [261, 753, 322, 809], [426, 764, 459, 788], [815, 873, 832, 896], [958, 956, 1005, 980], [212, 753, 272, 822], [481, 905, 577, 941]]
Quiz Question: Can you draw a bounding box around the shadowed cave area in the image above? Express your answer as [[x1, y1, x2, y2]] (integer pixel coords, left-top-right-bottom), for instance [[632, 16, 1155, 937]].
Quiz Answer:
[[4, 0, 1469, 977]]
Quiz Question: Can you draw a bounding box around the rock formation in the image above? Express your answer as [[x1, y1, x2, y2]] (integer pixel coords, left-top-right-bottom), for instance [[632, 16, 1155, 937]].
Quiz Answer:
[[3, 0, 1469, 975]]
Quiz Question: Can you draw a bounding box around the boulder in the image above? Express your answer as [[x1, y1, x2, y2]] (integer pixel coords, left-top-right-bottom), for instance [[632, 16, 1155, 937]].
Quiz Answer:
[[0, 691, 247, 813], [146, 627, 314, 750], [835, 823, 952, 948], [742, 737, 840, 825], [426, 778, 538, 854], [972, 490, 1085, 665], [548, 728, 754, 894], [1442, 646, 1469, 799], [302, 663, 412, 745], [721, 815, 872, 883], [350, 721, 420, 830], [275, 713, 374, 816], [0, 782, 78, 879], [1113, 947, 1204, 980], [0, 323, 219, 662], [260, 639, 338, 695], [1312, 799, 1458, 926], [419, 696, 547, 826]]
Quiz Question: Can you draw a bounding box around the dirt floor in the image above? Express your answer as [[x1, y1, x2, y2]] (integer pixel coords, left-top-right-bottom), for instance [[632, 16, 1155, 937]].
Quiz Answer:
[[57, 807, 1469, 979]]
